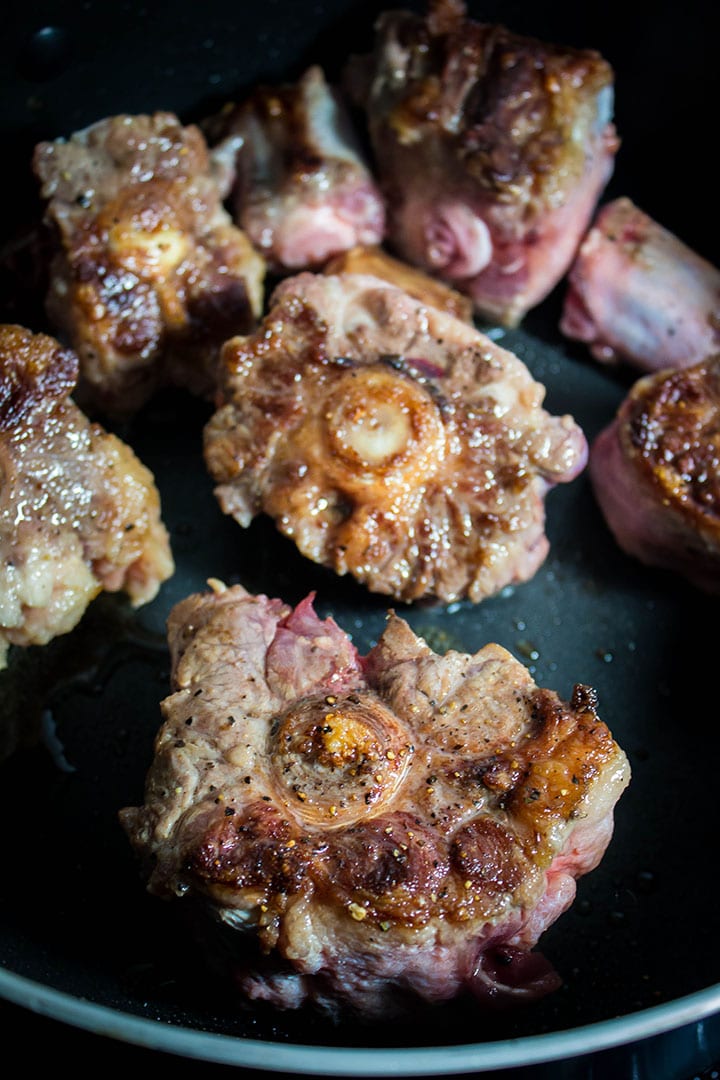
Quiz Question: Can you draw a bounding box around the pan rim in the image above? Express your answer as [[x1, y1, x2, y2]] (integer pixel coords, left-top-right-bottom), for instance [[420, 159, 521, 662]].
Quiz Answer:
[[2, 967, 720, 1074]]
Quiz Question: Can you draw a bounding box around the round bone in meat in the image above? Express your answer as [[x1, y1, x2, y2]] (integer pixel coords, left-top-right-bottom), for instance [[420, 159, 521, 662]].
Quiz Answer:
[[203, 271, 588, 604], [120, 582, 630, 1019]]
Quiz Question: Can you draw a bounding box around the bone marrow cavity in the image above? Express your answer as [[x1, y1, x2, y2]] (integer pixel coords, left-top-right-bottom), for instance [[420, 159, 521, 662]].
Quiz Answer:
[[326, 367, 445, 480], [271, 691, 413, 827]]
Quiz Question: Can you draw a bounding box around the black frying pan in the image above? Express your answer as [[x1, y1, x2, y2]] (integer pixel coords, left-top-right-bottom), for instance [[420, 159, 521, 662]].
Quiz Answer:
[[1, 1, 719, 1075]]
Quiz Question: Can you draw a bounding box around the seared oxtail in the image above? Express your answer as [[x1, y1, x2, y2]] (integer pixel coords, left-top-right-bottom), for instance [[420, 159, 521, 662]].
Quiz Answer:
[[120, 582, 631, 1019]]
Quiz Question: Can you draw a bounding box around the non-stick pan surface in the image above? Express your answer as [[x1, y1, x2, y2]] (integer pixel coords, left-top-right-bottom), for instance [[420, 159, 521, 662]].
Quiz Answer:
[[1, 1, 719, 1074]]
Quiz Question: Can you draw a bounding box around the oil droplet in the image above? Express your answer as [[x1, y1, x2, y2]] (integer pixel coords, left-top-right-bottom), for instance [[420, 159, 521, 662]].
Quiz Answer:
[[516, 639, 539, 661], [636, 870, 656, 893], [41, 708, 75, 773], [19, 26, 72, 82]]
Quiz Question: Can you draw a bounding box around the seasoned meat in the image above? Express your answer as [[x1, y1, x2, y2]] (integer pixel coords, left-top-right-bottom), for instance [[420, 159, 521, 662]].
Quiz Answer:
[[215, 66, 385, 272], [324, 244, 474, 322], [203, 271, 587, 604], [590, 355, 720, 593], [344, 0, 618, 326], [120, 582, 630, 1019], [33, 112, 266, 416], [561, 197, 720, 371], [0, 324, 174, 669]]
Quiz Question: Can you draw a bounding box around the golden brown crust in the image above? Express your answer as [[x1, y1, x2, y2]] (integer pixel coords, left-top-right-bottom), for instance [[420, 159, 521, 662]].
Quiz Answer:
[[33, 112, 266, 414], [0, 324, 78, 429], [360, 2, 615, 210], [120, 585, 629, 1018], [204, 273, 587, 603], [622, 356, 720, 528], [181, 677, 620, 931], [323, 246, 474, 322], [157, 608, 621, 933]]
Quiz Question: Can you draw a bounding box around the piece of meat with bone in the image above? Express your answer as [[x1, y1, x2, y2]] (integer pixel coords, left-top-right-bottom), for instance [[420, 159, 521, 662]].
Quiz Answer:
[[344, 0, 618, 327], [0, 324, 174, 670], [590, 355, 720, 594], [203, 271, 587, 604], [213, 65, 385, 273], [32, 112, 266, 417], [120, 582, 630, 1019], [560, 197, 720, 372]]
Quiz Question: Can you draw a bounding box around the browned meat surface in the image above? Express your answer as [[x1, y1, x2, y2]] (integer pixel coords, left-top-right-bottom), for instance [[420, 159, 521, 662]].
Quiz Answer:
[[33, 112, 266, 416], [590, 356, 720, 593], [0, 324, 174, 669], [215, 66, 385, 272], [120, 582, 630, 1019], [561, 197, 720, 371], [345, 0, 618, 326], [324, 244, 473, 322], [203, 271, 587, 604]]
